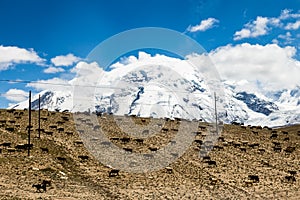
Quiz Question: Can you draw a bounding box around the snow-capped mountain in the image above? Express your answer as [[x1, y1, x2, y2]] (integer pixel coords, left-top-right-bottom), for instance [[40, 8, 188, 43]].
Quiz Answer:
[[10, 53, 300, 127]]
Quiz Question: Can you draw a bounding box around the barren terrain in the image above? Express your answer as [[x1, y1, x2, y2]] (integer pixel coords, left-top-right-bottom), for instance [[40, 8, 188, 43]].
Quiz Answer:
[[0, 109, 299, 199]]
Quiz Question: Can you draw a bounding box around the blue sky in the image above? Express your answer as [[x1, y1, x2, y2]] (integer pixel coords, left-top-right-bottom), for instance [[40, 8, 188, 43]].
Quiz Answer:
[[0, 0, 300, 107]]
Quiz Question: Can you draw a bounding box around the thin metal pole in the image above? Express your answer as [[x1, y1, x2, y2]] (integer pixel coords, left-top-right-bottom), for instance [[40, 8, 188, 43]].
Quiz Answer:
[[38, 94, 41, 138], [28, 91, 31, 156], [214, 92, 218, 134]]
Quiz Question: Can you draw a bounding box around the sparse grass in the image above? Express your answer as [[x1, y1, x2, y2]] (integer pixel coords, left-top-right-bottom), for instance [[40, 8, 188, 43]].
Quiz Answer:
[[0, 109, 299, 199]]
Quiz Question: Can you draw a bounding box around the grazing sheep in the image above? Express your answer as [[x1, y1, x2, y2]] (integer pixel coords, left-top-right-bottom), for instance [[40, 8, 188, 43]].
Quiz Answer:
[[65, 131, 73, 136], [284, 146, 296, 154], [110, 137, 119, 141], [285, 175, 296, 182], [240, 147, 247, 152], [149, 147, 159, 152], [32, 183, 47, 192], [40, 147, 49, 153], [248, 175, 259, 183], [120, 137, 130, 143], [233, 142, 241, 148], [270, 133, 278, 139], [78, 130, 84, 134], [203, 156, 210, 160], [161, 128, 168, 132], [78, 155, 89, 160], [143, 153, 154, 159], [134, 138, 144, 144], [170, 153, 178, 158], [123, 147, 133, 153], [213, 145, 224, 150], [205, 160, 217, 166], [170, 140, 176, 145], [49, 125, 57, 129], [194, 139, 203, 145], [15, 144, 27, 151], [288, 170, 297, 176], [271, 130, 277, 133], [5, 127, 14, 132], [44, 131, 53, 136], [109, 169, 120, 177], [282, 131, 288, 135], [93, 125, 100, 131], [1, 142, 11, 148], [57, 127, 64, 133], [74, 140, 84, 145], [56, 157, 67, 162], [250, 143, 259, 148], [100, 141, 111, 146]]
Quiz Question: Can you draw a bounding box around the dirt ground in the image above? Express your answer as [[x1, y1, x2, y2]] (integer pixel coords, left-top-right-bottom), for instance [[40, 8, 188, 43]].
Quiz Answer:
[[0, 109, 299, 199]]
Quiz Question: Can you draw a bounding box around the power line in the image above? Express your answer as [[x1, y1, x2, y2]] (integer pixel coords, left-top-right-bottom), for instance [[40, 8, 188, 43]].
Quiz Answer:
[[0, 79, 213, 95]]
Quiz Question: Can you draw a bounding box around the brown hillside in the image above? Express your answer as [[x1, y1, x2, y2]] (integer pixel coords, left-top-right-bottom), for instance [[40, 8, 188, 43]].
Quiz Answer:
[[0, 109, 299, 199]]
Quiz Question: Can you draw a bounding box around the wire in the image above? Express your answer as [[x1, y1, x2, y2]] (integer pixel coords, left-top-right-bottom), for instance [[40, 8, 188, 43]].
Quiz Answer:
[[0, 79, 215, 95]]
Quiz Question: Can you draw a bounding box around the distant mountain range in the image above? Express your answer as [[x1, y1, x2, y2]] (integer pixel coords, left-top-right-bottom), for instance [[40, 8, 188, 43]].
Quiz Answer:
[[10, 55, 300, 128]]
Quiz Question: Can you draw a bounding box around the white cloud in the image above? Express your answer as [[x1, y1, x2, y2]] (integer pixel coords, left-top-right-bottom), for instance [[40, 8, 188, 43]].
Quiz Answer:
[[234, 16, 269, 40], [234, 9, 300, 40], [279, 9, 300, 20], [26, 77, 71, 91], [51, 53, 81, 67], [187, 18, 219, 32], [209, 43, 300, 90], [277, 32, 294, 44], [285, 20, 300, 30], [0, 45, 45, 71], [43, 66, 65, 74], [3, 89, 28, 102]]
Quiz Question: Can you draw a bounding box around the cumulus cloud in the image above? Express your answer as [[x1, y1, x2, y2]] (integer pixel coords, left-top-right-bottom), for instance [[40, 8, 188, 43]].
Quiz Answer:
[[3, 89, 28, 102], [234, 16, 269, 40], [279, 9, 300, 20], [187, 18, 219, 32], [209, 43, 300, 90], [0, 45, 45, 71], [43, 66, 65, 74], [285, 20, 300, 30], [26, 77, 71, 91], [234, 9, 300, 40], [51, 53, 81, 67]]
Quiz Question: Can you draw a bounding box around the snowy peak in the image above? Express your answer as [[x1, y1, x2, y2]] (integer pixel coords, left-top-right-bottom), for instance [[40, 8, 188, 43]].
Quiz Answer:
[[234, 92, 279, 116]]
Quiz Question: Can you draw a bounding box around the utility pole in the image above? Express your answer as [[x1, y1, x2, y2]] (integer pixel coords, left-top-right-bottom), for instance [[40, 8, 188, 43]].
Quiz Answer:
[[28, 91, 31, 156], [38, 94, 41, 138], [214, 92, 218, 135]]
